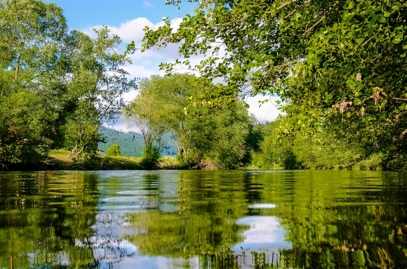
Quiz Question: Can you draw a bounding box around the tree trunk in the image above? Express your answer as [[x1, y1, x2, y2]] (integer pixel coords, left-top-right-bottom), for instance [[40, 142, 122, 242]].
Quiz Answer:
[[14, 53, 21, 79]]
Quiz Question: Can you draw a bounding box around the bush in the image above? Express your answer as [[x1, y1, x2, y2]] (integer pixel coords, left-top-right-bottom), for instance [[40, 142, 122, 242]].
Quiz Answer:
[[106, 144, 122, 157], [140, 145, 160, 169]]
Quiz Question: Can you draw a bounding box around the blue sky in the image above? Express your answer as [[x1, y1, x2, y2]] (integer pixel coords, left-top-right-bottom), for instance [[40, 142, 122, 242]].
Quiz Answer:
[[48, 0, 197, 30], [48, 0, 280, 129]]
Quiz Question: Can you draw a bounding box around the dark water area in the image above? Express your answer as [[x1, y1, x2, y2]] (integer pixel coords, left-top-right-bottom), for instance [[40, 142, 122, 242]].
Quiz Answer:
[[0, 170, 407, 269]]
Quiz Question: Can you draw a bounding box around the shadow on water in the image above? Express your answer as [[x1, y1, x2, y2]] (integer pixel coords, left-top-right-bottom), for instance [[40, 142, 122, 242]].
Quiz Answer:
[[1, 170, 407, 268]]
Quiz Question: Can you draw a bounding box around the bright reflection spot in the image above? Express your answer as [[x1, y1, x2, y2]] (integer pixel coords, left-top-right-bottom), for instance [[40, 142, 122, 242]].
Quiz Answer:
[[232, 216, 292, 251], [248, 203, 276, 209]]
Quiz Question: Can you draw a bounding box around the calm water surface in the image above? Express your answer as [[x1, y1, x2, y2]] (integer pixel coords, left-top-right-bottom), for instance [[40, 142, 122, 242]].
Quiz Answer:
[[1, 170, 407, 269]]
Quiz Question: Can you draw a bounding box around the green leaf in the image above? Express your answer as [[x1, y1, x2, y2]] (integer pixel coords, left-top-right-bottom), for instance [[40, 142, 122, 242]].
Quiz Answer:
[[356, 38, 364, 45], [354, 98, 361, 105], [346, 1, 355, 9], [377, 15, 386, 23], [393, 33, 403, 44]]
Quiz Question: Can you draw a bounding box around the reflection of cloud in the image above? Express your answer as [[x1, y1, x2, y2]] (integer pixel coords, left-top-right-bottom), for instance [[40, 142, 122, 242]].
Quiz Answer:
[[248, 203, 276, 209], [232, 216, 291, 251]]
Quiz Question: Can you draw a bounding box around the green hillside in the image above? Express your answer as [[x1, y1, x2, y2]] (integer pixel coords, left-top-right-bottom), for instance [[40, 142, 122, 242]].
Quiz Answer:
[[98, 126, 177, 156]]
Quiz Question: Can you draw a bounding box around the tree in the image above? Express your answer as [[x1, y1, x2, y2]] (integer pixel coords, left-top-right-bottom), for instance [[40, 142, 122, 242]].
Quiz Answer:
[[124, 74, 254, 168], [0, 0, 68, 166], [123, 74, 204, 167], [123, 81, 168, 154], [124, 74, 210, 157], [0, 0, 135, 167], [123, 77, 170, 168], [182, 99, 253, 168], [62, 28, 136, 161], [141, 0, 407, 170], [106, 143, 122, 156]]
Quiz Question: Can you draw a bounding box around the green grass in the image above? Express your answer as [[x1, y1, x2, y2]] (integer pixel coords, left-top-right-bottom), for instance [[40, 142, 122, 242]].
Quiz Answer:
[[158, 156, 188, 169], [101, 156, 143, 169], [45, 150, 184, 170], [49, 149, 70, 157]]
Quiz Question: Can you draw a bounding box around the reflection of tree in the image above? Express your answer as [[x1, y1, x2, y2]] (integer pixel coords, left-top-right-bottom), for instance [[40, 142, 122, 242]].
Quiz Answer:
[[243, 173, 263, 216], [5, 170, 404, 268], [0, 171, 99, 268], [128, 171, 250, 267], [265, 171, 407, 269]]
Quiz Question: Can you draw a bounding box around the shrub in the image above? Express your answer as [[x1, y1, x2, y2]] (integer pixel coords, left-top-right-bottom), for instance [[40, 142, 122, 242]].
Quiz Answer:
[[140, 145, 160, 169], [106, 144, 122, 157]]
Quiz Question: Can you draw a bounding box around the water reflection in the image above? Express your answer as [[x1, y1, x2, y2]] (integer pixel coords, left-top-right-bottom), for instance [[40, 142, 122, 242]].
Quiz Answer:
[[0, 170, 407, 268], [0, 171, 98, 268]]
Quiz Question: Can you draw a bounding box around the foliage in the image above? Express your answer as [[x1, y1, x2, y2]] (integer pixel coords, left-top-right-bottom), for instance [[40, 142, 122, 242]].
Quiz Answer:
[[106, 143, 122, 157], [157, 156, 188, 169], [185, 100, 254, 168], [62, 27, 136, 161], [0, 0, 135, 167], [252, 115, 383, 170], [124, 74, 255, 169], [123, 75, 185, 167], [100, 156, 143, 170], [140, 144, 160, 169], [142, 0, 407, 170], [0, 0, 68, 166]]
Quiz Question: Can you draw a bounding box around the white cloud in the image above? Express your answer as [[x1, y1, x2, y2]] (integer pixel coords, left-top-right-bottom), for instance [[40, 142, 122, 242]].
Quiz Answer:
[[246, 95, 281, 123], [143, 1, 155, 7], [83, 17, 155, 44]]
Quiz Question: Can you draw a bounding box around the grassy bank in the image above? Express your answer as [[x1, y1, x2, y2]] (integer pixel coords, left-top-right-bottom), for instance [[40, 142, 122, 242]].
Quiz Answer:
[[41, 150, 187, 170]]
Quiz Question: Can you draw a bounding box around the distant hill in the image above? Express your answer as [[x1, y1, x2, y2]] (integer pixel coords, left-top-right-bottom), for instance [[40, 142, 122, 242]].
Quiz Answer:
[[98, 126, 178, 156]]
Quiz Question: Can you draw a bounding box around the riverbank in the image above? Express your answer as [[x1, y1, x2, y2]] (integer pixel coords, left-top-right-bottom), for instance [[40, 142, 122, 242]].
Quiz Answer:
[[2, 150, 187, 171], [47, 150, 188, 170], [2, 150, 387, 171]]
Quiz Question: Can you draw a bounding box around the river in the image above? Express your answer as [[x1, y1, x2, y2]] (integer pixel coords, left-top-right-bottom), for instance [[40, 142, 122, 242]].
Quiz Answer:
[[0, 170, 406, 268]]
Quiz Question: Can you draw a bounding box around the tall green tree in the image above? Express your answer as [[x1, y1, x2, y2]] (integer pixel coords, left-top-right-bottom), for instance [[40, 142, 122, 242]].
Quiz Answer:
[[0, 0, 68, 166], [62, 28, 136, 161], [0, 0, 135, 167], [182, 98, 253, 168], [124, 74, 254, 168]]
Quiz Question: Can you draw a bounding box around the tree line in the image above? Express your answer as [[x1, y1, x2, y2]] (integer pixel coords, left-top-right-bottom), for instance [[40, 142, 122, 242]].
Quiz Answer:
[[3, 0, 407, 170], [123, 74, 260, 169], [142, 0, 407, 170], [0, 0, 260, 170]]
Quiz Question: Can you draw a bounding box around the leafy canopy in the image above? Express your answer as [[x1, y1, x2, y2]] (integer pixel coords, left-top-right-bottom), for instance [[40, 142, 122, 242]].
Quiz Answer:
[[0, 0, 135, 167], [124, 74, 255, 168], [141, 0, 407, 169]]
